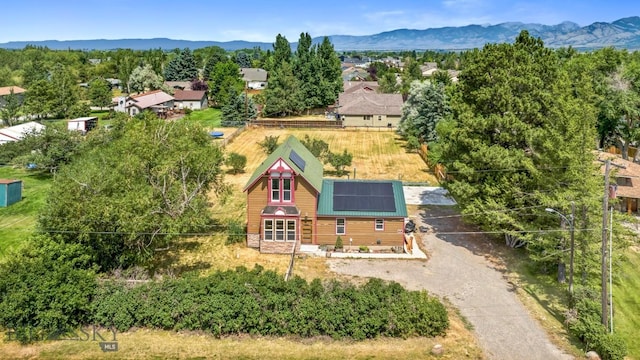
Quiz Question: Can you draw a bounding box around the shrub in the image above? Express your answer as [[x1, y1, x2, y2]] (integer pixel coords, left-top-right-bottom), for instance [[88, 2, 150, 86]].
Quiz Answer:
[[359, 246, 369, 253], [567, 286, 627, 360], [91, 266, 449, 339], [226, 152, 247, 174], [0, 236, 97, 343], [335, 236, 344, 250], [225, 219, 246, 245], [258, 135, 279, 154]]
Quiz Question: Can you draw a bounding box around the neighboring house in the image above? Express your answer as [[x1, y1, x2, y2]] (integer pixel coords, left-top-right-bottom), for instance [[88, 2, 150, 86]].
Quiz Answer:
[[337, 92, 403, 127], [0, 121, 45, 144], [244, 135, 407, 254], [341, 66, 369, 81], [0, 86, 26, 108], [165, 81, 192, 91], [173, 90, 208, 110], [0, 179, 22, 207], [240, 68, 268, 90], [420, 62, 439, 77], [113, 90, 174, 117], [599, 152, 640, 215], [342, 81, 378, 94], [67, 116, 98, 133]]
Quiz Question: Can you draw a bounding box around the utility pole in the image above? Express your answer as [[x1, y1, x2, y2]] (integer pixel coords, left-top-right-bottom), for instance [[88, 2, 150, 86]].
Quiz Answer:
[[601, 159, 610, 328], [569, 201, 576, 294]]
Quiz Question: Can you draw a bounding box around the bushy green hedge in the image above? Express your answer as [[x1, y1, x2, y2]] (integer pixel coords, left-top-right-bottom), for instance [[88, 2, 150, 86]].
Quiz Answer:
[[0, 236, 97, 343], [91, 265, 449, 340], [568, 287, 627, 360]]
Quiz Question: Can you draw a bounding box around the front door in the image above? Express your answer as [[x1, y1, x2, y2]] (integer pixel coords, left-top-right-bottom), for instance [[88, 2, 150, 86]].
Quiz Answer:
[[301, 217, 312, 244]]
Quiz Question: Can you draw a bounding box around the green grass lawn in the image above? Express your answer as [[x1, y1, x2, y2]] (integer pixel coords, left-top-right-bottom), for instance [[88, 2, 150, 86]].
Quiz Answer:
[[613, 249, 640, 359], [184, 108, 222, 130], [0, 167, 51, 258]]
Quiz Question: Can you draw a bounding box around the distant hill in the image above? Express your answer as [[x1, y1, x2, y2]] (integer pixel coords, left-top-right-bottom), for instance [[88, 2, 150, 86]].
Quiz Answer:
[[2, 16, 640, 51]]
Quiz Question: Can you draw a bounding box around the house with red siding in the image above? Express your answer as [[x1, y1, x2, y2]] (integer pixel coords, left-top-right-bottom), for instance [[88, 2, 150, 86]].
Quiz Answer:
[[244, 135, 407, 254]]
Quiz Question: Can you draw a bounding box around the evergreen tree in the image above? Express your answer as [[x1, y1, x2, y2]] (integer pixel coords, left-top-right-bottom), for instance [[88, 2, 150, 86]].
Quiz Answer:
[[164, 48, 198, 81], [317, 37, 343, 106], [263, 61, 303, 117], [437, 31, 601, 280], [234, 51, 252, 68], [294, 32, 322, 110], [221, 89, 257, 124], [23, 79, 53, 119]]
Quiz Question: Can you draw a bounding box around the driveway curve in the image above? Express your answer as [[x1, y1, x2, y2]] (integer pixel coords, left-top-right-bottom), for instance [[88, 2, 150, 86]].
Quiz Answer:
[[328, 206, 572, 360]]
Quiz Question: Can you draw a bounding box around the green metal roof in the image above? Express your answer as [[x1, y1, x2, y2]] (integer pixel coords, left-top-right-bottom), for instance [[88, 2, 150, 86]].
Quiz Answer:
[[317, 179, 408, 217], [243, 135, 324, 192]]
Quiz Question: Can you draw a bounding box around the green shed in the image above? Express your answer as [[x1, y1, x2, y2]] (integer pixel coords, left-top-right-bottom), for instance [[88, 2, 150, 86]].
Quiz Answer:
[[0, 179, 22, 207]]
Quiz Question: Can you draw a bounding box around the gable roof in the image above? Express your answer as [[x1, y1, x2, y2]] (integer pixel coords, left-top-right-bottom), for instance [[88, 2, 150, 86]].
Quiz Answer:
[[244, 135, 324, 193], [317, 179, 407, 217], [240, 68, 268, 82], [174, 89, 207, 101], [0, 86, 26, 96], [343, 81, 379, 94], [338, 93, 403, 116], [0, 121, 45, 143], [597, 152, 640, 199], [127, 90, 174, 110]]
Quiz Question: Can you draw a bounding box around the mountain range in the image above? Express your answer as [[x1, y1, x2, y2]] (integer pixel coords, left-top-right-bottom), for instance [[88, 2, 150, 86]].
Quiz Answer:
[[2, 16, 640, 51]]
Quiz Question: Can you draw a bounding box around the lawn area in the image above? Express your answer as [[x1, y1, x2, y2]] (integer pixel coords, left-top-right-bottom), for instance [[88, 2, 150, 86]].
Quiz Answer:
[[185, 107, 222, 130], [613, 248, 640, 359], [0, 166, 51, 258]]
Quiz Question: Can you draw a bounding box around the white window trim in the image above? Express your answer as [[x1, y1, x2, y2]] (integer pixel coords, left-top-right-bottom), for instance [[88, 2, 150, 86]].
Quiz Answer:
[[375, 219, 384, 231], [336, 218, 346, 235], [264, 219, 273, 241]]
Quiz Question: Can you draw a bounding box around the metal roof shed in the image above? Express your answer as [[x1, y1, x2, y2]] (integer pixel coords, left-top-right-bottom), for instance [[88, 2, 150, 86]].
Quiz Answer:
[[0, 179, 22, 207]]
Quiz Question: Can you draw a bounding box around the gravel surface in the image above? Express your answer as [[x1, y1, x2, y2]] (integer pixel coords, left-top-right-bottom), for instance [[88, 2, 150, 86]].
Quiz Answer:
[[328, 206, 573, 360]]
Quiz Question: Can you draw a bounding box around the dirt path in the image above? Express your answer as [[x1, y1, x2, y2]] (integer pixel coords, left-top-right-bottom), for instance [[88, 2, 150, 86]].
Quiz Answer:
[[328, 206, 573, 360]]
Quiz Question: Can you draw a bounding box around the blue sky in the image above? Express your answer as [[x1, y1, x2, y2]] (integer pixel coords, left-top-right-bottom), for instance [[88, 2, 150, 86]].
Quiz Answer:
[[2, 0, 638, 43]]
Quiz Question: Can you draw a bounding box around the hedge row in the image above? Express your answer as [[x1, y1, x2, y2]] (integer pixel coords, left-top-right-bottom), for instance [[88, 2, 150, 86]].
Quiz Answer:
[[91, 265, 449, 340]]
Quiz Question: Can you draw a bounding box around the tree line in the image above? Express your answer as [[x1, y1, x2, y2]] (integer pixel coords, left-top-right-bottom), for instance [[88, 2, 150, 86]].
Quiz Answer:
[[398, 31, 635, 359]]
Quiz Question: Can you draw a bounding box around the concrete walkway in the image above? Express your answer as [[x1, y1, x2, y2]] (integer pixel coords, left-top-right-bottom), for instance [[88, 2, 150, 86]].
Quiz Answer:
[[300, 235, 427, 259]]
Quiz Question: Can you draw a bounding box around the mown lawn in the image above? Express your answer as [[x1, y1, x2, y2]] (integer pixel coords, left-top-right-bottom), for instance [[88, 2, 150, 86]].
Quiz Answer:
[[613, 249, 640, 359], [0, 167, 51, 258], [184, 107, 222, 129]]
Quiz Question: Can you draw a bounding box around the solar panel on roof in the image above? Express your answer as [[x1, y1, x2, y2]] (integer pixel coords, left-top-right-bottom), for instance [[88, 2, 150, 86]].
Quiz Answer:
[[332, 181, 396, 212], [289, 150, 306, 171]]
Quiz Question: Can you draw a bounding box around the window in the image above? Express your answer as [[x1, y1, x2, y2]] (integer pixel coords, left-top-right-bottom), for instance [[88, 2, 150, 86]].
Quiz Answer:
[[286, 220, 296, 241], [275, 219, 285, 241], [375, 219, 384, 231], [271, 178, 280, 201], [336, 218, 346, 235], [378, 115, 382, 121], [283, 178, 291, 201], [264, 220, 273, 240], [363, 115, 372, 120], [264, 219, 295, 241], [270, 176, 293, 203]]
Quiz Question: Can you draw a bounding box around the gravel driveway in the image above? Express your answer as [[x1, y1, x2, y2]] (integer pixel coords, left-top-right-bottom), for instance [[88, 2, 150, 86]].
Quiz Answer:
[[328, 206, 573, 360]]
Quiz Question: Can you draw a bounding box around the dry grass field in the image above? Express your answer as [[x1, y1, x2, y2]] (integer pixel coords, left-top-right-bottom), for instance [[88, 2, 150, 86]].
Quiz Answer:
[[0, 304, 483, 360], [156, 127, 439, 279], [0, 128, 484, 359]]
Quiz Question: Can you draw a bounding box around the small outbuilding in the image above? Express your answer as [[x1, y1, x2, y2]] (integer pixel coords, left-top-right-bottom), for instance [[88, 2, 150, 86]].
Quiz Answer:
[[67, 116, 98, 133], [0, 179, 22, 207]]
